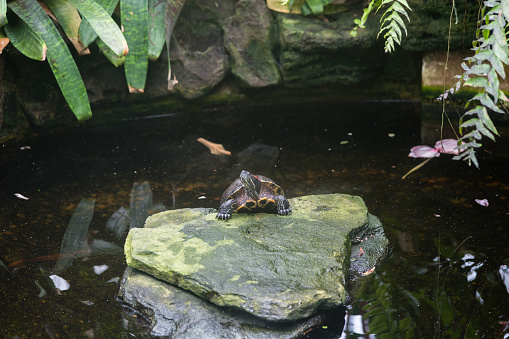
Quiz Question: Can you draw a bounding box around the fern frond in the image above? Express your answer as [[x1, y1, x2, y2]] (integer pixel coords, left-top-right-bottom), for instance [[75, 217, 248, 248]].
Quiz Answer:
[[376, 0, 411, 53]]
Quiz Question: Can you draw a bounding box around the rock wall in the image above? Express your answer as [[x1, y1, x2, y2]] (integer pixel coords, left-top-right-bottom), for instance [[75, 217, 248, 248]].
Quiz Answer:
[[0, 0, 478, 141]]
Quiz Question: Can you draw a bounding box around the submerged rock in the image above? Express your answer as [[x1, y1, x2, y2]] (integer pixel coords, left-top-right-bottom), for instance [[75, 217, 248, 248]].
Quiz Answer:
[[124, 193, 388, 323]]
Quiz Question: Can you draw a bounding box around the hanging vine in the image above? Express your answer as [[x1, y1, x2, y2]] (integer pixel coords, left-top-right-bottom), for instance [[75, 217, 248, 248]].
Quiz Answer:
[[440, 0, 509, 168], [354, 0, 509, 168]]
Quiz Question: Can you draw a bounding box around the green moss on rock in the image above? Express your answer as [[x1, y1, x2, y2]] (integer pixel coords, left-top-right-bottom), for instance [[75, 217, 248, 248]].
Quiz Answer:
[[125, 193, 383, 322]]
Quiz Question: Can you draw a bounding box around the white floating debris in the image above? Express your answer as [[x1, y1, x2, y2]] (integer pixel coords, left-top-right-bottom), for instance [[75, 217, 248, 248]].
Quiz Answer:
[[475, 199, 489, 207], [49, 275, 70, 291], [93, 264, 109, 275], [20, 146, 31, 150], [14, 193, 29, 200], [388, 133, 395, 138], [197, 196, 206, 200], [106, 277, 120, 284]]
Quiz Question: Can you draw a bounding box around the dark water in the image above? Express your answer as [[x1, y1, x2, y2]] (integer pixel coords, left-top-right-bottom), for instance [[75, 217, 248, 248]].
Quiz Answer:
[[0, 102, 508, 338]]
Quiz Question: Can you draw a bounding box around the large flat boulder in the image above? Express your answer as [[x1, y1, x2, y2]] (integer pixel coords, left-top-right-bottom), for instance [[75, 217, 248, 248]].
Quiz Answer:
[[125, 193, 382, 322], [117, 267, 340, 338]]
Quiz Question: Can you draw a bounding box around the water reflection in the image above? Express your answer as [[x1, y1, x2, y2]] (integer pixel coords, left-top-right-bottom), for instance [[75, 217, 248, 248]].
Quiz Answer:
[[0, 102, 508, 337]]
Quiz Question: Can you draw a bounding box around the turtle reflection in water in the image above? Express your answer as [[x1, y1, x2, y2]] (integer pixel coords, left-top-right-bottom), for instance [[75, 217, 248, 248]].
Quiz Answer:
[[216, 170, 292, 221]]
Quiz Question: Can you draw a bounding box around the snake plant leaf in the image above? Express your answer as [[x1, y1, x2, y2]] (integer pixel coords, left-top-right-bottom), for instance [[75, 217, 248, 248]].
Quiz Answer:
[[79, 0, 118, 48], [165, 0, 186, 90], [4, 17, 46, 60], [96, 37, 125, 67], [77, 0, 123, 65], [301, 0, 323, 16], [121, 0, 148, 93], [8, 0, 92, 121], [0, 0, 7, 27], [69, 0, 127, 58], [148, 0, 166, 60], [288, 0, 296, 11], [42, 0, 88, 54]]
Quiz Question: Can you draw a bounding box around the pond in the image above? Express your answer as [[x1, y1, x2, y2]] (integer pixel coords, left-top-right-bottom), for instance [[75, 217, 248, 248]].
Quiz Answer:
[[0, 101, 508, 338]]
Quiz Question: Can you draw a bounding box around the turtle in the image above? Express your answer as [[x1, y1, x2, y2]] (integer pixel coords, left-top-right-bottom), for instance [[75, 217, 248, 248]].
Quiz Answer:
[[216, 170, 292, 220]]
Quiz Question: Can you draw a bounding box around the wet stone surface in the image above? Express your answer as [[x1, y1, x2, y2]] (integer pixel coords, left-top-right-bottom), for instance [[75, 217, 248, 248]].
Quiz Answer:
[[122, 193, 389, 331]]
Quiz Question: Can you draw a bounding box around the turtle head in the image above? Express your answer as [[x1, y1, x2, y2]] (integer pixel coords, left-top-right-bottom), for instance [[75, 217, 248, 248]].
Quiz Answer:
[[240, 170, 261, 200]]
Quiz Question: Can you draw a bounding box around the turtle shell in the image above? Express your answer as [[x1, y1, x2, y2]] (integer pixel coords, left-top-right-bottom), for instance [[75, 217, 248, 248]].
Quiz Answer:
[[220, 174, 284, 213]]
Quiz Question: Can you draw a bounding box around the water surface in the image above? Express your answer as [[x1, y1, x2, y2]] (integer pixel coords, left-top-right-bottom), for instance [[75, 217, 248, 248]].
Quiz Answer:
[[0, 102, 508, 337]]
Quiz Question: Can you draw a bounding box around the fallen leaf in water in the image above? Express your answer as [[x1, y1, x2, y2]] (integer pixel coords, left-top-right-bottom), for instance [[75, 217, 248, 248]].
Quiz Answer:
[[362, 266, 376, 276], [49, 274, 70, 291], [197, 138, 231, 155], [14, 193, 29, 200], [106, 277, 120, 284], [35, 280, 47, 298], [93, 264, 109, 275], [475, 199, 489, 207]]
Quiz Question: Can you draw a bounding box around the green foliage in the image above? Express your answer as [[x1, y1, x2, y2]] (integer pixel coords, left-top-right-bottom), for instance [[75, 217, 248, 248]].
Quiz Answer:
[[7, 0, 92, 121], [1, 0, 186, 120], [350, 0, 411, 53], [354, 0, 508, 167], [0, 0, 7, 27], [377, 0, 411, 53], [284, 0, 340, 16], [148, 0, 166, 61], [3, 12, 46, 60], [121, 0, 149, 93], [350, 0, 380, 37], [440, 0, 509, 168]]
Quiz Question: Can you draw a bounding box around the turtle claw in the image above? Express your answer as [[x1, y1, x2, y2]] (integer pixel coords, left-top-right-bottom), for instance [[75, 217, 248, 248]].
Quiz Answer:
[[278, 208, 292, 216], [216, 212, 232, 221]]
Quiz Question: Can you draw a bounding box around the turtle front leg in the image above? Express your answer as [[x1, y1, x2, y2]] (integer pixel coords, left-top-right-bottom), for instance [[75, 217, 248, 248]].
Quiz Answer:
[[217, 199, 237, 220], [275, 195, 291, 216]]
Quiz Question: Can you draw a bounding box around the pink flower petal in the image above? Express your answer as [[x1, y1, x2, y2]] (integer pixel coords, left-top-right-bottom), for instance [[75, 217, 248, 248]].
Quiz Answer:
[[434, 139, 460, 155], [475, 199, 489, 207], [409, 145, 440, 158]]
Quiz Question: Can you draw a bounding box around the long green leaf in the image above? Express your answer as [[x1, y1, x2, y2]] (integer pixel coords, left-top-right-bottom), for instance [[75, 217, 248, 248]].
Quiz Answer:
[[302, 0, 323, 16], [69, 0, 127, 57], [79, 0, 118, 48], [165, 0, 186, 90], [148, 0, 166, 60], [8, 0, 92, 121], [121, 0, 148, 92], [78, 0, 124, 66], [96, 37, 125, 67], [4, 16, 46, 60], [0, 0, 7, 27], [43, 0, 87, 54]]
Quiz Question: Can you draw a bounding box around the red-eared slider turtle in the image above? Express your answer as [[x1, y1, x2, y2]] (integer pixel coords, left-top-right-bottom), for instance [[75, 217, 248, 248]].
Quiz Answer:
[[216, 170, 291, 220]]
